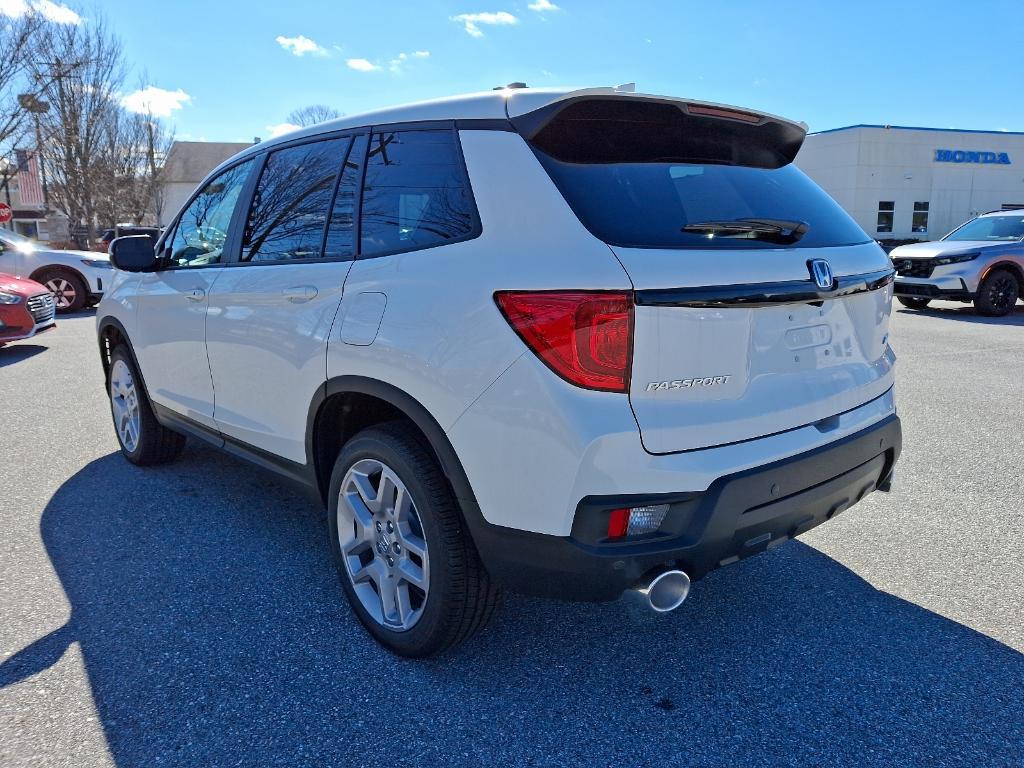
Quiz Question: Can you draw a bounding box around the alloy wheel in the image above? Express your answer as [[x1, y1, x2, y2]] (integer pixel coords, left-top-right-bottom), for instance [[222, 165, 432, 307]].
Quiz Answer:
[[109, 359, 141, 452], [986, 275, 1017, 313], [337, 458, 430, 631], [46, 277, 77, 310]]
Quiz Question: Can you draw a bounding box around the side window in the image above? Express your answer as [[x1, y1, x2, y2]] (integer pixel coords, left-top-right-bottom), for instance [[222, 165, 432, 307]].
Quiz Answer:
[[241, 137, 350, 262], [168, 159, 253, 268], [360, 129, 477, 258], [323, 134, 368, 260]]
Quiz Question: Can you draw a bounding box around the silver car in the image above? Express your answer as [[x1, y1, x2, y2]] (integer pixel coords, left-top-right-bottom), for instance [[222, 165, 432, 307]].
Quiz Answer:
[[891, 210, 1024, 316]]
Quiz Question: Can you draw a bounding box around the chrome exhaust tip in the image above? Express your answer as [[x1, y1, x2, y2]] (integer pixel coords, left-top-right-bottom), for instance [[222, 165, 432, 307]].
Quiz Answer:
[[632, 569, 691, 613]]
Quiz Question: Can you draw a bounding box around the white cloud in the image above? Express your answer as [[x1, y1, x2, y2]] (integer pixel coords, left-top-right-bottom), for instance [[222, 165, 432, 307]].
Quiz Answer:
[[450, 11, 518, 38], [388, 50, 430, 73], [266, 122, 301, 138], [528, 0, 559, 11], [276, 34, 326, 56], [347, 58, 380, 72], [120, 86, 192, 118], [0, 0, 81, 24]]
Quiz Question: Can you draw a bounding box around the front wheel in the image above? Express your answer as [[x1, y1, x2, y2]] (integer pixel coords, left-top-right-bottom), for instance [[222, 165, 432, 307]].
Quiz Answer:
[[897, 297, 931, 310], [108, 346, 186, 465], [974, 268, 1020, 317], [327, 423, 500, 657]]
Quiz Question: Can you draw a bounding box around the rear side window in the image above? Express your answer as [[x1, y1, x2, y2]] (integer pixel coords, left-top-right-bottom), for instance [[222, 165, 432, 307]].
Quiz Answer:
[[360, 129, 477, 258], [529, 100, 870, 250], [241, 137, 349, 262], [323, 134, 368, 260]]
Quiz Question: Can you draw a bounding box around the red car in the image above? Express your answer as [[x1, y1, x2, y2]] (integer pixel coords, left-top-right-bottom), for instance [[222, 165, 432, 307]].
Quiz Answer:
[[0, 272, 56, 346]]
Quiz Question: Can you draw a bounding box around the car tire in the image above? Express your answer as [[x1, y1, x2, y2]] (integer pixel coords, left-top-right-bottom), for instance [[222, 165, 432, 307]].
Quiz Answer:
[[897, 297, 931, 310], [37, 268, 87, 312], [974, 268, 1020, 317], [327, 422, 500, 657], [107, 346, 186, 465]]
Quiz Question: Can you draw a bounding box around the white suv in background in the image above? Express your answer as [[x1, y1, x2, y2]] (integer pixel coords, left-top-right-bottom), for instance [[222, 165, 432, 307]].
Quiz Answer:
[[0, 229, 111, 311], [892, 209, 1024, 316], [97, 87, 901, 656]]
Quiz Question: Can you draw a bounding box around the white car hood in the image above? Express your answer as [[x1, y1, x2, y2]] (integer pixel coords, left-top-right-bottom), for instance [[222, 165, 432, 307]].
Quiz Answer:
[[889, 240, 999, 259]]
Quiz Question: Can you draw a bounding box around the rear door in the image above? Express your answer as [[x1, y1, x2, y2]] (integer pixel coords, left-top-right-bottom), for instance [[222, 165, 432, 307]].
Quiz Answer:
[[205, 134, 365, 463], [523, 97, 896, 453]]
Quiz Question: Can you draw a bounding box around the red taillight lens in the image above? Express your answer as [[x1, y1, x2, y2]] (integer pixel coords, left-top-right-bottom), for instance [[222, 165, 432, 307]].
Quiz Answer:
[[495, 291, 633, 393], [607, 508, 630, 539]]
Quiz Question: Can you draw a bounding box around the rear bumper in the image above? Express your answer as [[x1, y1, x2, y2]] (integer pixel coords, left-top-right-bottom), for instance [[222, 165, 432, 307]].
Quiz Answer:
[[467, 413, 901, 601]]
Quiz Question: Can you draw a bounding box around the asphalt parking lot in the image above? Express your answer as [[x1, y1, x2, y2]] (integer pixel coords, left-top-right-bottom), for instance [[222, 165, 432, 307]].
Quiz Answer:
[[1, 301, 1022, 767]]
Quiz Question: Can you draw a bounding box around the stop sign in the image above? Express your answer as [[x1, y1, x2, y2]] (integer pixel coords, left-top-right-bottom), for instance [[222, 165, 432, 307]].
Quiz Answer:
[[0, 203, 11, 224]]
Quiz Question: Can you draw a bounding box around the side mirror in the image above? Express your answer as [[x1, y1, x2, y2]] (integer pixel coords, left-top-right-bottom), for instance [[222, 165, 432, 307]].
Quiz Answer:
[[109, 235, 158, 272]]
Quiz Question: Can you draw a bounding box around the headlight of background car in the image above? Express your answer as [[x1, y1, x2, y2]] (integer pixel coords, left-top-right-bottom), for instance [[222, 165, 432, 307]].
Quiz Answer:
[[933, 252, 980, 266], [0, 290, 22, 304], [80, 259, 113, 269]]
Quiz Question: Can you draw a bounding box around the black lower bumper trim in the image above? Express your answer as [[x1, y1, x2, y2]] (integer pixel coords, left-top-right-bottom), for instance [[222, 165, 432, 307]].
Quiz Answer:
[[466, 414, 902, 601], [894, 280, 971, 300]]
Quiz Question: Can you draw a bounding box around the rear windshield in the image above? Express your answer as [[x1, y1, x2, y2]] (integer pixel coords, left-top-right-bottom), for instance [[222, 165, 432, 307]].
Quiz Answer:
[[528, 100, 871, 250]]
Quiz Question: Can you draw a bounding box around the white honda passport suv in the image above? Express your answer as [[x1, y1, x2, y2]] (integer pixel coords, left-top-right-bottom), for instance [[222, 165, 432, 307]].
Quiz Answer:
[[96, 87, 901, 656]]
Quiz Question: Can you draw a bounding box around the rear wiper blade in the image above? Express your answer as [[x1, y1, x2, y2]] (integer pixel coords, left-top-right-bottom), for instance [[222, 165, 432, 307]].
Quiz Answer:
[[682, 218, 809, 243]]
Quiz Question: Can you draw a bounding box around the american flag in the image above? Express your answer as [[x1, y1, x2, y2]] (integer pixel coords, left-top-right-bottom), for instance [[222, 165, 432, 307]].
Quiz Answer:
[[15, 149, 44, 207]]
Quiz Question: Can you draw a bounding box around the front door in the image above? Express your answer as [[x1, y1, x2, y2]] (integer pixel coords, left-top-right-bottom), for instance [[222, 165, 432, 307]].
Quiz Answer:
[[134, 158, 255, 428]]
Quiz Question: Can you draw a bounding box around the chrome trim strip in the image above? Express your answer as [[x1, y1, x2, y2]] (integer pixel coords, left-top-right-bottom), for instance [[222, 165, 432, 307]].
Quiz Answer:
[[633, 268, 895, 308]]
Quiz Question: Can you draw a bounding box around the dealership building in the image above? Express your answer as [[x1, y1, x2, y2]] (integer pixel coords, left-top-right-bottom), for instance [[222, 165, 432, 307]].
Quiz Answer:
[[795, 125, 1024, 242]]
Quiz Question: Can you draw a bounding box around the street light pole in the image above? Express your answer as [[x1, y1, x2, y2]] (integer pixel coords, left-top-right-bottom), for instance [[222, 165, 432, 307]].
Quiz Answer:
[[31, 109, 48, 208]]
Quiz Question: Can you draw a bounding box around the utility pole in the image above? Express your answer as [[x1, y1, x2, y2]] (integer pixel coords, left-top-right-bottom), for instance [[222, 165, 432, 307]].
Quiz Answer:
[[16, 92, 50, 208]]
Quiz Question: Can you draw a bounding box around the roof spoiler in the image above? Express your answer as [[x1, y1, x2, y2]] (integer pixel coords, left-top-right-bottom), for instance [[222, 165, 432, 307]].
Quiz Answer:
[[507, 90, 808, 168]]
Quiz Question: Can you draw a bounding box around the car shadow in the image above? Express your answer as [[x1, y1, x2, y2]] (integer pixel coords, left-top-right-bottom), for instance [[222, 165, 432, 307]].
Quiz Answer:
[[3, 448, 1022, 766], [898, 301, 1024, 326], [0, 343, 47, 367]]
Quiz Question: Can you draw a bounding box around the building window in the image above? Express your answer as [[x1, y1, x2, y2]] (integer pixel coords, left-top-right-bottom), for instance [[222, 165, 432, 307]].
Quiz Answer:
[[911, 201, 929, 233], [876, 201, 894, 233]]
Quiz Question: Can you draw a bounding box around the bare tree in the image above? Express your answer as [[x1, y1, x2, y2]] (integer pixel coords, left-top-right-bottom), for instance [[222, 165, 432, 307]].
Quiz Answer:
[[30, 17, 125, 244], [287, 104, 341, 127], [0, 13, 44, 157]]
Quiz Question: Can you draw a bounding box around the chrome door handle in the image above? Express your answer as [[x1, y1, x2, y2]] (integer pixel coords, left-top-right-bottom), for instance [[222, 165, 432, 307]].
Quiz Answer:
[[185, 288, 205, 302], [283, 285, 317, 303]]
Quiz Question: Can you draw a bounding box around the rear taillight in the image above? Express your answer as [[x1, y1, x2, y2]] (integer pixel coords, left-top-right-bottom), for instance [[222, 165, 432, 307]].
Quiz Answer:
[[606, 504, 670, 540], [494, 291, 633, 393]]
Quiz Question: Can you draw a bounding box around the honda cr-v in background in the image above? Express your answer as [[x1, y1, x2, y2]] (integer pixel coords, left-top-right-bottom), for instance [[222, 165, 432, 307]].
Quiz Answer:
[[97, 86, 901, 656], [892, 209, 1023, 316]]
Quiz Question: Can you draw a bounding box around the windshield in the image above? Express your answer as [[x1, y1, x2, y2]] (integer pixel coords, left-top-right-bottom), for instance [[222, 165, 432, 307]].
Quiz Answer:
[[944, 215, 1024, 242], [0, 229, 37, 251]]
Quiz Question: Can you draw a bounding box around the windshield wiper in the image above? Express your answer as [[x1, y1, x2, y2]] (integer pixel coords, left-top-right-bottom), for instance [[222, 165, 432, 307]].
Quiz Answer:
[[682, 218, 809, 244]]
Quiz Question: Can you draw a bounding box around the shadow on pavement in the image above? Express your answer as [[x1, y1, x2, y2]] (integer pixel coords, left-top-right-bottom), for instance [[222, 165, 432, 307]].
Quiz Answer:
[[3, 448, 1022, 766], [897, 302, 1024, 326], [0, 343, 47, 367]]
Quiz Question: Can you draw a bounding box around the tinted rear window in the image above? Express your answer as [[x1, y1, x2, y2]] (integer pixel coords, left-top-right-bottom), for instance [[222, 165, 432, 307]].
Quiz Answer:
[[529, 100, 870, 250]]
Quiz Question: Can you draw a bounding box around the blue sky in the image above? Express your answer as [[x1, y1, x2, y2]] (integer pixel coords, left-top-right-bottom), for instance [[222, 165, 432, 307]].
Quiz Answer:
[[86, 0, 1024, 142]]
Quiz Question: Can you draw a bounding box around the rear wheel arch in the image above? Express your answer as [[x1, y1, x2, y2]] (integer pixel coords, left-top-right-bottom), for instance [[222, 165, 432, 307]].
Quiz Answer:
[[307, 377, 478, 514]]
